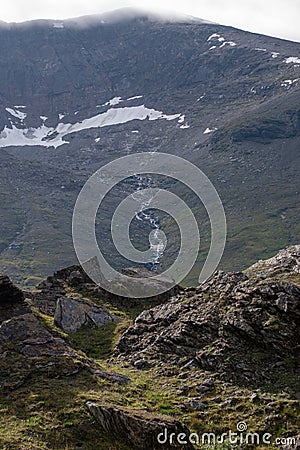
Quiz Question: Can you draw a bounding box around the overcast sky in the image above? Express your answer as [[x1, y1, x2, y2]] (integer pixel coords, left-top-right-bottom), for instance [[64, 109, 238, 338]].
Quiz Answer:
[[1, 0, 300, 43]]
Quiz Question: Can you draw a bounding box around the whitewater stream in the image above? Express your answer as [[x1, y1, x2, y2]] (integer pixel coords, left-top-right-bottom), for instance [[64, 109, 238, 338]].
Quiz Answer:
[[133, 174, 166, 269]]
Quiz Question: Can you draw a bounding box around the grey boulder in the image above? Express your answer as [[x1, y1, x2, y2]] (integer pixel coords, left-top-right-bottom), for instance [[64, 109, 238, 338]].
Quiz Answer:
[[54, 296, 113, 333]]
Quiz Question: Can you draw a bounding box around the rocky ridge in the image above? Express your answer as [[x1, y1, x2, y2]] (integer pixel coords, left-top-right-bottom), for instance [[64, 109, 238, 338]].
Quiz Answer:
[[0, 246, 299, 448], [116, 246, 300, 390]]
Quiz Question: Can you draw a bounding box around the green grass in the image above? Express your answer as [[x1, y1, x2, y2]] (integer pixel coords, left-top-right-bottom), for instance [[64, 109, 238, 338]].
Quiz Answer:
[[0, 332, 299, 449], [1, 243, 300, 449], [0, 372, 131, 450], [71, 322, 119, 359], [58, 294, 300, 448]]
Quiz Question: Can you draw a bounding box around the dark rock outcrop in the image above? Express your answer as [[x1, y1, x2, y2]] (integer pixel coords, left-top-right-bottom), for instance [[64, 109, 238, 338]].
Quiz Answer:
[[54, 296, 113, 333], [231, 118, 298, 144], [90, 369, 131, 385], [0, 274, 133, 391], [27, 274, 67, 315], [116, 246, 300, 387], [0, 312, 88, 389], [87, 402, 194, 450], [0, 313, 77, 358], [0, 274, 29, 323], [0, 274, 24, 305], [30, 265, 180, 314], [246, 244, 300, 280]]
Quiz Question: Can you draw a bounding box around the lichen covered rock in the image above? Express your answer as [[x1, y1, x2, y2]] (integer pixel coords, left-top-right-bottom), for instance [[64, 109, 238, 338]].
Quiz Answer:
[[116, 247, 300, 387], [54, 296, 113, 333], [87, 402, 193, 450]]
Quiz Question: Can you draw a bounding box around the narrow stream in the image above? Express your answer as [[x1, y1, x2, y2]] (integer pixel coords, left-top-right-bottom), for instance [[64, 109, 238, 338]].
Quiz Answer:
[[134, 174, 165, 269]]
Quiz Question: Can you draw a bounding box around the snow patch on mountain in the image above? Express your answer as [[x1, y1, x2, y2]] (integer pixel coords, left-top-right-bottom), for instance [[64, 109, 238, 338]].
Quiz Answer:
[[0, 124, 67, 148], [207, 34, 236, 50], [285, 57, 300, 64], [0, 105, 182, 149], [97, 95, 144, 107], [255, 49, 281, 60], [281, 79, 299, 87], [6, 108, 27, 121], [271, 52, 279, 59], [207, 33, 220, 41], [219, 41, 236, 48], [104, 96, 123, 107], [127, 95, 143, 101], [203, 127, 218, 134]]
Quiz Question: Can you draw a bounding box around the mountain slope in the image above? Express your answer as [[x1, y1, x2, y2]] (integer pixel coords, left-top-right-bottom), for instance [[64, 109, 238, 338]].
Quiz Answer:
[[0, 9, 299, 284]]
